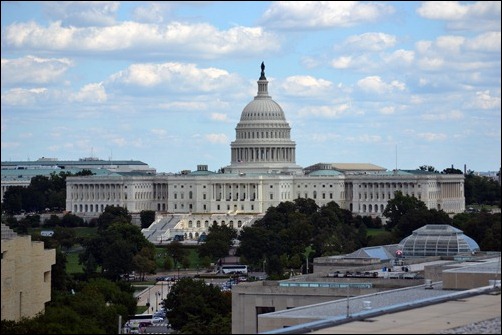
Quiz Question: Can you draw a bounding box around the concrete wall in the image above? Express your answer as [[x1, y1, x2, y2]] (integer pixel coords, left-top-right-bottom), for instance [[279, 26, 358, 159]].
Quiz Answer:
[[1, 235, 56, 321], [231, 278, 423, 334], [443, 272, 500, 290]]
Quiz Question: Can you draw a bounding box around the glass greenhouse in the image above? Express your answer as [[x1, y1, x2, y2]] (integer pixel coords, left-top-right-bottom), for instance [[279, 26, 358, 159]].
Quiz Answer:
[[398, 224, 480, 257]]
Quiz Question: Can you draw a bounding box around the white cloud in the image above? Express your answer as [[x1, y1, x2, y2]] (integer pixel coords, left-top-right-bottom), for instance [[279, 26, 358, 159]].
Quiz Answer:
[[382, 49, 415, 65], [1, 141, 21, 149], [414, 32, 500, 73], [108, 62, 245, 94], [158, 101, 208, 111], [114, 137, 129, 147], [331, 56, 353, 69], [300, 56, 322, 69], [1, 55, 73, 86], [281, 75, 333, 96], [2, 21, 280, 58], [343, 32, 396, 51], [466, 32, 501, 52], [417, 57, 445, 70], [261, 1, 395, 29], [422, 110, 464, 120], [205, 133, 228, 144], [310, 132, 342, 142], [356, 76, 406, 94], [42, 1, 120, 27], [417, 132, 447, 141], [346, 134, 383, 143], [211, 113, 228, 122], [72, 83, 107, 103], [470, 90, 501, 110], [132, 2, 171, 23], [297, 104, 349, 118], [330, 54, 372, 71], [1, 87, 48, 106], [379, 106, 396, 115], [417, 1, 501, 31], [417, 1, 469, 20], [435, 35, 465, 54], [150, 128, 167, 138]]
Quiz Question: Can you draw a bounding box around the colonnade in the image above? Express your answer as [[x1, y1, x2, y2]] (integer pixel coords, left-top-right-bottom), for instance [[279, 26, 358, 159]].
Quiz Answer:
[[232, 146, 295, 163]]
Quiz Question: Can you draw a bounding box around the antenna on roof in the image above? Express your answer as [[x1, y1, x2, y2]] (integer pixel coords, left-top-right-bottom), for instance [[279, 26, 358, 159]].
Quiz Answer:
[[394, 144, 398, 175]]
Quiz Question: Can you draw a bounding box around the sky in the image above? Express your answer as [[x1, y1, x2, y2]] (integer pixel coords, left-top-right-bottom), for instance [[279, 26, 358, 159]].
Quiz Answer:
[[1, 1, 500, 174]]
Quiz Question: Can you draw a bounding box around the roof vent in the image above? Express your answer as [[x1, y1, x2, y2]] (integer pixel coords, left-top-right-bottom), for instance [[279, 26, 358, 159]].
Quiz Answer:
[[425, 279, 433, 289]]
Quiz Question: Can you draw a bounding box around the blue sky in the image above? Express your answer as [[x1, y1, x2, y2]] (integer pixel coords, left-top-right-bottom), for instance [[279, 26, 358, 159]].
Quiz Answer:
[[1, 1, 500, 173]]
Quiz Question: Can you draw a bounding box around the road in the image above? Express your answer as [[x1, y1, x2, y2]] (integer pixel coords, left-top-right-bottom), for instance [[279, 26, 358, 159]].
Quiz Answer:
[[135, 281, 173, 314]]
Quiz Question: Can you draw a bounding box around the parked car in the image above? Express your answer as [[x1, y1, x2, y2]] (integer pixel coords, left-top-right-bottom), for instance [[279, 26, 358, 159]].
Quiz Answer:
[[152, 317, 164, 323], [155, 275, 175, 282]]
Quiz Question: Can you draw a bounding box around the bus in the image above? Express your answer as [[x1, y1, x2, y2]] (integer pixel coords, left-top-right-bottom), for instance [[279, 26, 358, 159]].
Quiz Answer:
[[218, 264, 248, 275]]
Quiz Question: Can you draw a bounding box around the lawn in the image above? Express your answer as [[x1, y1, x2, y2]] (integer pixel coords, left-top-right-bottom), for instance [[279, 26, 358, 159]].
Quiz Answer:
[[367, 228, 387, 237], [73, 226, 98, 238], [154, 245, 202, 271], [66, 250, 84, 274]]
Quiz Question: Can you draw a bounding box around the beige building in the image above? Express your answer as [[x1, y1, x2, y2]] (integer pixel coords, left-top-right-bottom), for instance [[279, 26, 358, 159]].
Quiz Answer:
[[1, 224, 56, 321]]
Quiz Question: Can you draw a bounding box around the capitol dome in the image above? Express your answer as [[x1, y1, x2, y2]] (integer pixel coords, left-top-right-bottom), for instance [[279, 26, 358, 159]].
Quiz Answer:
[[225, 62, 302, 175], [240, 99, 286, 121]]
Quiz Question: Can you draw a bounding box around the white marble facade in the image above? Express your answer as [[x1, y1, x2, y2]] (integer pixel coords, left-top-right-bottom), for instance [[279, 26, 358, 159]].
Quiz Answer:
[[65, 64, 465, 222]]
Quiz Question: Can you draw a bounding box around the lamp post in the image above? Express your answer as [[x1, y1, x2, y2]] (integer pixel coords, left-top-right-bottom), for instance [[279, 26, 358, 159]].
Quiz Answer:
[[177, 265, 180, 280], [147, 285, 151, 311], [346, 284, 350, 318]]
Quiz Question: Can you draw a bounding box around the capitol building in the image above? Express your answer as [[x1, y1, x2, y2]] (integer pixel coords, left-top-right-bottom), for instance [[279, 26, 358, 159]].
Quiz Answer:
[[2, 64, 465, 242]]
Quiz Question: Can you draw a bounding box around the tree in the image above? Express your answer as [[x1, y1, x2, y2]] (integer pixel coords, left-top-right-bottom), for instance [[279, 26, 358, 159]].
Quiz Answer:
[[238, 200, 362, 275], [1, 278, 135, 334], [2, 186, 25, 214], [43, 214, 61, 227], [419, 165, 438, 172], [197, 223, 237, 262], [164, 277, 231, 334], [392, 208, 452, 240], [452, 212, 501, 251], [61, 213, 84, 227], [382, 191, 428, 231], [165, 241, 186, 268], [140, 210, 156, 229], [464, 172, 501, 206], [132, 246, 157, 281], [97, 205, 132, 231], [79, 206, 155, 279], [51, 248, 72, 292], [442, 167, 463, 174], [53, 226, 77, 251]]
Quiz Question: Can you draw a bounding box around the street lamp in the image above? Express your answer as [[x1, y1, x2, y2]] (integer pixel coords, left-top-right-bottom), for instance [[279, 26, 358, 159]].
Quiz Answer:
[[177, 265, 180, 280]]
